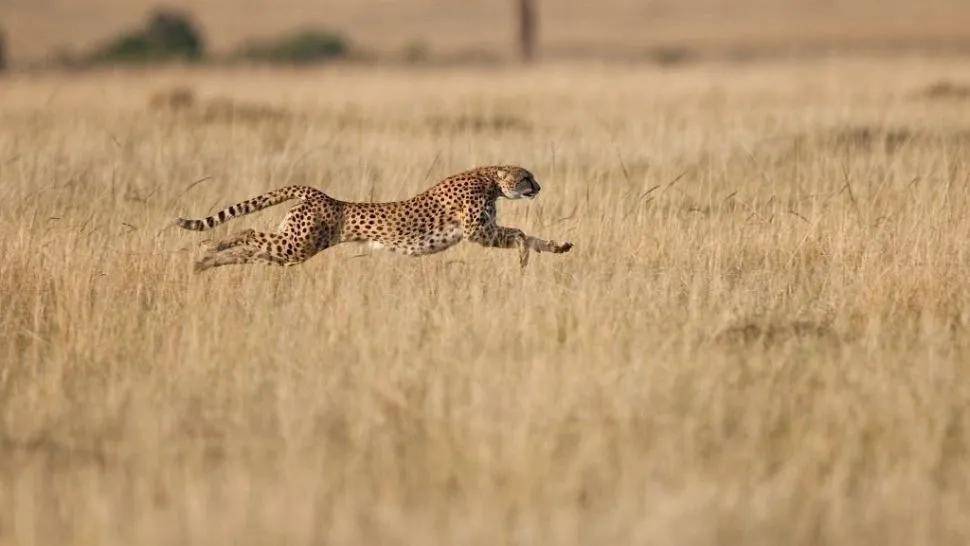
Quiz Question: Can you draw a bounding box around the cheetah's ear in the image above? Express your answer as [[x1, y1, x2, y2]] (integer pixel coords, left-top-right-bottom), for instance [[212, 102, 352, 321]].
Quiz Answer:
[[495, 169, 508, 179]]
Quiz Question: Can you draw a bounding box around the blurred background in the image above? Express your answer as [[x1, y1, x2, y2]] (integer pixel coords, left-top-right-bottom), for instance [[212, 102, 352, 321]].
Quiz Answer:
[[2, 0, 970, 69]]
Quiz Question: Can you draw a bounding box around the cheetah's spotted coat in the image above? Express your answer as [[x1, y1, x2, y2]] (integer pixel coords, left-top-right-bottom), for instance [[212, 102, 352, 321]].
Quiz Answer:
[[176, 166, 573, 271]]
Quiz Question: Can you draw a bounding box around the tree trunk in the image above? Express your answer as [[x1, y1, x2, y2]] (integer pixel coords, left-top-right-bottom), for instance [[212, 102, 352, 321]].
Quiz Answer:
[[0, 28, 6, 72], [517, 0, 537, 62]]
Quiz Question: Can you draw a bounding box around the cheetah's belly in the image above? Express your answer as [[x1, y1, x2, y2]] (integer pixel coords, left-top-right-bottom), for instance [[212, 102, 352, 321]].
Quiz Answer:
[[375, 223, 463, 256]]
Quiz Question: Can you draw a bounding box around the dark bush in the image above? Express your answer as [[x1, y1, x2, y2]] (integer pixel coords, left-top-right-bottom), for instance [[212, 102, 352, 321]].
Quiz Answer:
[[92, 9, 204, 64], [916, 80, 970, 101], [237, 29, 348, 64], [648, 46, 695, 66], [401, 40, 431, 64]]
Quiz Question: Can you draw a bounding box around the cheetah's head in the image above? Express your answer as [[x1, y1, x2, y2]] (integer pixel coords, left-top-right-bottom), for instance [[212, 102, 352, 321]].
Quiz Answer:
[[493, 166, 541, 200]]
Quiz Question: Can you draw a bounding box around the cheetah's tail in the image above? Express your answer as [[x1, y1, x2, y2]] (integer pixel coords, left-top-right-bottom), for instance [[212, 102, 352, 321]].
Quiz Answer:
[[176, 185, 326, 231]]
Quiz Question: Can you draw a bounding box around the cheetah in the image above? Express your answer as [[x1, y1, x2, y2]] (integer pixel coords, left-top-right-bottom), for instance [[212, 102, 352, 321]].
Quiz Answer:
[[176, 166, 573, 272]]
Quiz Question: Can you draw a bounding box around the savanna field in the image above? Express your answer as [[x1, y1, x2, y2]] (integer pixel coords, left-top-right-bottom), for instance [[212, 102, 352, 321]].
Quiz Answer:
[[2, 57, 970, 544]]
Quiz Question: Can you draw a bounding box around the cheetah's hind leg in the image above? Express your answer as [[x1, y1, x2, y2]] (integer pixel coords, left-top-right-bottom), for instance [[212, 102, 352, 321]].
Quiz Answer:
[[194, 231, 318, 272], [194, 246, 259, 272], [201, 228, 255, 252]]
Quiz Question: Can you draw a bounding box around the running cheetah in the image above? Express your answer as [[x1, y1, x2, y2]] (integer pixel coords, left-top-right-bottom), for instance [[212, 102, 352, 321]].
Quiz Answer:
[[176, 166, 573, 271]]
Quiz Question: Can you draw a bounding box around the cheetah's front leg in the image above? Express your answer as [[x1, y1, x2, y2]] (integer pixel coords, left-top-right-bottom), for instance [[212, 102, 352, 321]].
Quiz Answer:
[[471, 225, 572, 268], [518, 234, 573, 267], [513, 231, 573, 267]]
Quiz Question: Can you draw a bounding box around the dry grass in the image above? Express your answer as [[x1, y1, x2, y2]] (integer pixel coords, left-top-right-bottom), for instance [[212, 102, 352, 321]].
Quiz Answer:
[[2, 58, 970, 545]]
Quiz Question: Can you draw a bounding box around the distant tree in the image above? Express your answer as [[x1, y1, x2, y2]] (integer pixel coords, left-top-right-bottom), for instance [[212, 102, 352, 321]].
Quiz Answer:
[[144, 9, 205, 60], [517, 0, 537, 62], [92, 8, 204, 64]]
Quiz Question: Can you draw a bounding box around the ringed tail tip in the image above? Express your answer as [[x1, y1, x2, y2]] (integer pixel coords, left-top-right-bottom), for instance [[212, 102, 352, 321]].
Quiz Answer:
[[176, 217, 207, 231]]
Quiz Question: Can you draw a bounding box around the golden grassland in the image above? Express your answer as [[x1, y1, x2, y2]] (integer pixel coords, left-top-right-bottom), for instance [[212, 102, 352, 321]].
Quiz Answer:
[[2, 57, 970, 544]]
